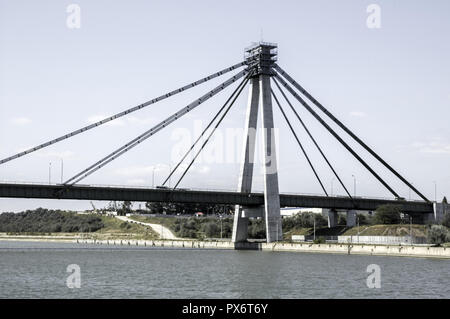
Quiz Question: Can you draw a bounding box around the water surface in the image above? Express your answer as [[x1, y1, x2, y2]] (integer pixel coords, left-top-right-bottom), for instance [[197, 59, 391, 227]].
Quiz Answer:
[[0, 241, 448, 298]]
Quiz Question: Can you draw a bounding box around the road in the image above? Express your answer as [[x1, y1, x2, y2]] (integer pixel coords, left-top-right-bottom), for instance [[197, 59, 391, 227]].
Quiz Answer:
[[115, 215, 178, 240]]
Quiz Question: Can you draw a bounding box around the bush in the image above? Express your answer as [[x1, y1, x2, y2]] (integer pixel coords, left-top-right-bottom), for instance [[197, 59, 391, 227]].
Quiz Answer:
[[427, 225, 449, 246], [313, 236, 325, 244], [0, 208, 104, 233], [202, 222, 220, 238], [373, 205, 402, 224], [282, 212, 327, 231], [442, 213, 450, 228]]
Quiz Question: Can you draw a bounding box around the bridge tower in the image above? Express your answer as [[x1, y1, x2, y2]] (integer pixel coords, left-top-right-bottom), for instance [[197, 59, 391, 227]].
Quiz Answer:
[[232, 42, 282, 243]]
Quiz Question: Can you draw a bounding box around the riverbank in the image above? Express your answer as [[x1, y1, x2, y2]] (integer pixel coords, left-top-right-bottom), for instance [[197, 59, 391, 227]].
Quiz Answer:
[[1, 235, 449, 259]]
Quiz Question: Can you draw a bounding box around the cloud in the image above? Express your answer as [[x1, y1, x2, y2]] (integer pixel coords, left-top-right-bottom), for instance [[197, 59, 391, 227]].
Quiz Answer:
[[411, 140, 450, 154], [349, 111, 367, 118], [37, 150, 75, 158], [127, 116, 156, 125], [10, 117, 32, 125], [125, 178, 147, 186], [113, 164, 168, 178]]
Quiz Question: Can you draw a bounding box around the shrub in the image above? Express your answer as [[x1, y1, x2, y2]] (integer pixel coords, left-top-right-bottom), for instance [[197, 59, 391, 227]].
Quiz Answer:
[[442, 213, 450, 228], [0, 208, 104, 233], [427, 225, 449, 246]]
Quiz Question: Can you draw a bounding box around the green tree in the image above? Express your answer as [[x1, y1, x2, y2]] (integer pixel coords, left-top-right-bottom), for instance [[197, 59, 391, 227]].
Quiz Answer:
[[373, 204, 402, 224]]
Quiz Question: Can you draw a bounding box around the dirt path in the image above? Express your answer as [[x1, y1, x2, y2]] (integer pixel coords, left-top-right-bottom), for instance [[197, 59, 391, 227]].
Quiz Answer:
[[115, 216, 178, 240]]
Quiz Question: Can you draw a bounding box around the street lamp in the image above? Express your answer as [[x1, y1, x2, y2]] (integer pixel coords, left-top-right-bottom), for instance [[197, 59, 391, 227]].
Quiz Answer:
[[152, 167, 155, 188], [352, 174, 356, 197], [60, 158, 64, 184], [313, 217, 316, 241], [433, 181, 437, 202], [48, 162, 52, 184], [331, 177, 335, 196], [220, 215, 223, 239]]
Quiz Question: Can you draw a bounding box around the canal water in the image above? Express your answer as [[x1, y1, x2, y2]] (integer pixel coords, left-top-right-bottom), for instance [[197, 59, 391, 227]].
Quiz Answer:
[[0, 241, 448, 298]]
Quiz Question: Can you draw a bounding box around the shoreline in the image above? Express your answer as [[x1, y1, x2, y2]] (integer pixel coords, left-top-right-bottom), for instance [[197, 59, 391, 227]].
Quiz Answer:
[[1, 236, 449, 259]]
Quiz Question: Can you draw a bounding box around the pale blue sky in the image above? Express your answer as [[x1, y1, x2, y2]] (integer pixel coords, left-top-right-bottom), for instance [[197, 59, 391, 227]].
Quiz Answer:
[[1, 0, 449, 211]]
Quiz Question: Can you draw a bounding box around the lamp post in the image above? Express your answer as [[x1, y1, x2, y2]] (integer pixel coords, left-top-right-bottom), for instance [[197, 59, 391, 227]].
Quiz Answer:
[[433, 181, 437, 202], [410, 216, 413, 245], [331, 177, 335, 196], [352, 174, 356, 197], [48, 162, 52, 184], [152, 167, 155, 187], [313, 217, 316, 241], [60, 158, 64, 184], [220, 215, 223, 239]]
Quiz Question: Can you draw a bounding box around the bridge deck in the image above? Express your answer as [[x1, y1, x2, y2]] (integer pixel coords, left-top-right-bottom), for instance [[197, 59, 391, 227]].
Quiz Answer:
[[0, 183, 433, 214]]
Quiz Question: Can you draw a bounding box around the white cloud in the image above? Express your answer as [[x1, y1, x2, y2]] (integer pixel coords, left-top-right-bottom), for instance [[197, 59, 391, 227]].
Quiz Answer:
[[10, 117, 32, 125], [125, 178, 147, 185], [114, 164, 168, 178], [37, 150, 75, 158], [411, 140, 450, 154], [349, 111, 367, 118], [127, 116, 156, 125]]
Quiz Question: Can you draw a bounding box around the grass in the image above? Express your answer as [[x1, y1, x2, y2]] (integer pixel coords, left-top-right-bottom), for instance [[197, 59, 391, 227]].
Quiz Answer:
[[1, 215, 160, 241], [91, 215, 159, 240], [342, 224, 428, 237]]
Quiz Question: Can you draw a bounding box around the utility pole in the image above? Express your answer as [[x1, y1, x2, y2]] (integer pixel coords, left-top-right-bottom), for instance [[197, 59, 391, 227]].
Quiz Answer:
[[352, 174, 356, 197], [48, 162, 52, 184], [357, 215, 359, 244], [60, 158, 64, 184], [152, 167, 155, 187], [433, 181, 437, 202], [220, 215, 223, 239], [313, 217, 316, 241], [410, 216, 412, 245]]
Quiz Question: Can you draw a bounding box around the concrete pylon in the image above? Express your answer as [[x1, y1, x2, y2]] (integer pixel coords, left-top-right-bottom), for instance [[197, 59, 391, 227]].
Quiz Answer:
[[232, 75, 282, 243], [260, 74, 282, 242], [232, 77, 260, 242], [232, 42, 281, 243]]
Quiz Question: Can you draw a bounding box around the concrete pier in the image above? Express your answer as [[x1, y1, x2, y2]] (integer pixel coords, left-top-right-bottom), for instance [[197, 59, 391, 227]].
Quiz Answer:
[[346, 210, 357, 227], [328, 210, 338, 228], [232, 77, 259, 243]]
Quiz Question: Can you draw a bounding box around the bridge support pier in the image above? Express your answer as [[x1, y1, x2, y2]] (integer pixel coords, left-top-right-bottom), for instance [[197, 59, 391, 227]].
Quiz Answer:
[[423, 202, 448, 224], [260, 74, 282, 242], [328, 209, 338, 228], [232, 77, 259, 243], [346, 210, 357, 227]]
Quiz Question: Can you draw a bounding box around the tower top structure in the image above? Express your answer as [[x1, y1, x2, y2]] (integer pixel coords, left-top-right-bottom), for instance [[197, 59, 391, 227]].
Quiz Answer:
[[245, 42, 277, 77]]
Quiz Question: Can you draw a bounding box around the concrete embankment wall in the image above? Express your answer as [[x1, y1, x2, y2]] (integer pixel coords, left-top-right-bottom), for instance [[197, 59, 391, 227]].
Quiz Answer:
[[261, 242, 450, 258], [338, 235, 427, 245], [75, 239, 450, 259]]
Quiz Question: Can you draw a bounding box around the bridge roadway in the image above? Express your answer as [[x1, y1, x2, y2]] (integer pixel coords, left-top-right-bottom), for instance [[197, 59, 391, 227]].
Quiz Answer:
[[0, 183, 433, 214]]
